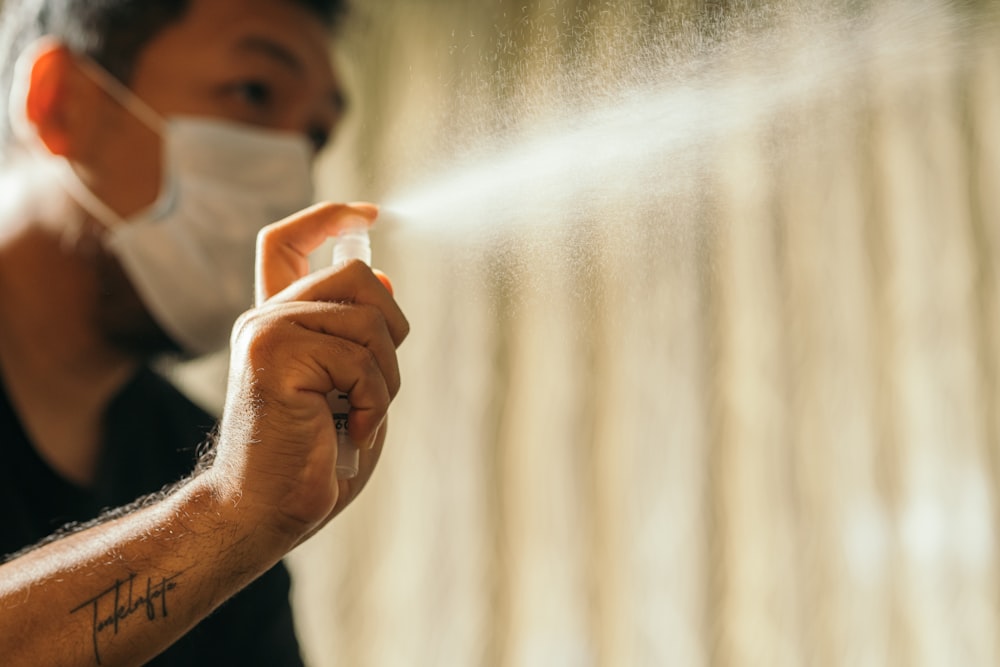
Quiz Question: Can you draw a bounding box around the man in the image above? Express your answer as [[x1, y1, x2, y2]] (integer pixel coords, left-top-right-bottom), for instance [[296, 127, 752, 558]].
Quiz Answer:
[[0, 0, 408, 665]]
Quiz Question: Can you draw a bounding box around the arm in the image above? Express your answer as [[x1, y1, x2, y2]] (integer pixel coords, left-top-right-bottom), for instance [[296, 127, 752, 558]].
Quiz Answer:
[[0, 202, 409, 666], [0, 474, 275, 666]]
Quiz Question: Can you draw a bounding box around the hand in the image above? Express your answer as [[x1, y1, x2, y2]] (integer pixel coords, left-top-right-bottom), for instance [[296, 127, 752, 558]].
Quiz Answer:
[[211, 202, 409, 549]]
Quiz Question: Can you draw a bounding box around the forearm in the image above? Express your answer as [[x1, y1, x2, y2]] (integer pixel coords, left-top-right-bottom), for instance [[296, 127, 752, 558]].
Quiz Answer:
[[0, 472, 284, 667], [0, 205, 406, 666]]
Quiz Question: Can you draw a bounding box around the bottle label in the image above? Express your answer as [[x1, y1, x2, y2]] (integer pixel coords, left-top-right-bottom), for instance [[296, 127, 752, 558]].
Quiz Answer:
[[328, 392, 351, 442]]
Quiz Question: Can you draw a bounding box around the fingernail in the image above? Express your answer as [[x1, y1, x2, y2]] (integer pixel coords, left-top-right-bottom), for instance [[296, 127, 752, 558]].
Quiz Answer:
[[348, 202, 380, 219]]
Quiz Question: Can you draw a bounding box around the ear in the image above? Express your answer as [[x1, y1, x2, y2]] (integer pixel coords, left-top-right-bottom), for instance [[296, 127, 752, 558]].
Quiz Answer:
[[12, 39, 100, 158]]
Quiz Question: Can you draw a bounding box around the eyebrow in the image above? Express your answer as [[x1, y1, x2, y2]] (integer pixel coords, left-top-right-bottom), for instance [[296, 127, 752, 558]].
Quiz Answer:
[[235, 35, 347, 115]]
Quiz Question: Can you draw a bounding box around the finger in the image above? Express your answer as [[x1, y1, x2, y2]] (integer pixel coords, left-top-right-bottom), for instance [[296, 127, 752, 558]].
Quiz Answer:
[[260, 300, 402, 398], [373, 269, 394, 296], [269, 323, 391, 442], [256, 201, 379, 305], [323, 339, 391, 447], [290, 407, 390, 546], [270, 261, 410, 347]]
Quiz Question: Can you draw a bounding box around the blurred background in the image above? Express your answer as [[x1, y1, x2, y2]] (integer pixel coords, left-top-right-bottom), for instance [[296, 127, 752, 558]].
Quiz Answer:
[[184, 0, 1000, 664]]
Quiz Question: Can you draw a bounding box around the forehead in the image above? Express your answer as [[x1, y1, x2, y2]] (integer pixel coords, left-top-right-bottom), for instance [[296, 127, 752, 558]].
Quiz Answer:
[[133, 0, 338, 95]]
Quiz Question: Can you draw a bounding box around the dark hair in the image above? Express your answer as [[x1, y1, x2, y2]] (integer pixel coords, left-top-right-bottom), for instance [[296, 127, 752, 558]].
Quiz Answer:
[[0, 0, 348, 152]]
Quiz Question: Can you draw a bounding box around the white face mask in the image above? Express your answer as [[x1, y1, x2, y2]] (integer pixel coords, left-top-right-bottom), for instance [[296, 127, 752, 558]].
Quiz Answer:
[[56, 58, 315, 356]]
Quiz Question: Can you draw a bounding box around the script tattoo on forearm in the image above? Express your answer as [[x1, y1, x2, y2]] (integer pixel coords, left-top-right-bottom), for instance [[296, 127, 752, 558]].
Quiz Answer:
[[69, 572, 182, 665]]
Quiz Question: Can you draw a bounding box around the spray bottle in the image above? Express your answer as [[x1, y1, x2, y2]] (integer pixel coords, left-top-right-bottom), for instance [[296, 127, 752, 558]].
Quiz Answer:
[[327, 224, 372, 480]]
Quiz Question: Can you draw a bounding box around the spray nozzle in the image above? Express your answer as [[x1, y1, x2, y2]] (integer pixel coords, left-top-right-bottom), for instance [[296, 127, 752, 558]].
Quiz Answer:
[[332, 224, 372, 267]]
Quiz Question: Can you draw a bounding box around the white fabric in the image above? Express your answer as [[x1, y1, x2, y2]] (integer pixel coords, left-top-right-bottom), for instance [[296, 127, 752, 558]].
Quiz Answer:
[[58, 59, 314, 354]]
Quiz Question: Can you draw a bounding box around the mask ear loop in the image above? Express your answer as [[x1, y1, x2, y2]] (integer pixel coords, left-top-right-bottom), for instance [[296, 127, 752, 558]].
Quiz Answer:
[[10, 39, 165, 146], [73, 56, 183, 222], [72, 57, 165, 135], [8, 39, 164, 234]]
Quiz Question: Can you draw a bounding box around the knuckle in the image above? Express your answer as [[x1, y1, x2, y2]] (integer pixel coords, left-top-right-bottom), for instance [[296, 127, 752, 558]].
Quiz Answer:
[[356, 344, 380, 375], [231, 308, 285, 364], [345, 258, 369, 273], [393, 317, 410, 345], [230, 308, 266, 351], [230, 310, 253, 343], [334, 258, 368, 279], [351, 346, 390, 401], [256, 223, 279, 250]]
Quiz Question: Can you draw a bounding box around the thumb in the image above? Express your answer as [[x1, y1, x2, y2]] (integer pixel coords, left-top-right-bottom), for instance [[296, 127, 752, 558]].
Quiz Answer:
[[255, 201, 379, 305]]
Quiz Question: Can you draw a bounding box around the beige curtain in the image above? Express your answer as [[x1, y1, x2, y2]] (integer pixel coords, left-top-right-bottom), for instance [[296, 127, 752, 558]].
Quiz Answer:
[[184, 0, 1000, 664]]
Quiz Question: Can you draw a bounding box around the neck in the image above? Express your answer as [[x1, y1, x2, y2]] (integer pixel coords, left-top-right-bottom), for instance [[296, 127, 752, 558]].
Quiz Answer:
[[0, 185, 140, 487]]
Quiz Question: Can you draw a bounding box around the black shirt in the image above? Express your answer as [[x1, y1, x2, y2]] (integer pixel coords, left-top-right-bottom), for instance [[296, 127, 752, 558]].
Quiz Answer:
[[0, 367, 304, 666]]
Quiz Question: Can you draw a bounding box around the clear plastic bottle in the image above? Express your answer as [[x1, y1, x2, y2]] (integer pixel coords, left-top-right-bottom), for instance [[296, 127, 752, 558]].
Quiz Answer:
[[328, 225, 371, 479]]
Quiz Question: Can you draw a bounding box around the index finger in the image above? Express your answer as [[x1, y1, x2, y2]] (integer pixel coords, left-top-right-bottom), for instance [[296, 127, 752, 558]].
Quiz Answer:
[[255, 201, 379, 305]]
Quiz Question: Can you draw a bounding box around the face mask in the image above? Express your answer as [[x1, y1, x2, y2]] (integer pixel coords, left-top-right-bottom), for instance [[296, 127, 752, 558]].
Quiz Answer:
[[56, 58, 315, 356]]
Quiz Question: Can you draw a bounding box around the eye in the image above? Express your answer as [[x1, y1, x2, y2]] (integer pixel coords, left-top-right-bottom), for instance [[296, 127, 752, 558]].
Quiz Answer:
[[235, 80, 273, 109]]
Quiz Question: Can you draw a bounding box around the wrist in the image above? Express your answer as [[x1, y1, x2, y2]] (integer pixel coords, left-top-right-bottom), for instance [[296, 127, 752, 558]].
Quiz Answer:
[[181, 469, 297, 569]]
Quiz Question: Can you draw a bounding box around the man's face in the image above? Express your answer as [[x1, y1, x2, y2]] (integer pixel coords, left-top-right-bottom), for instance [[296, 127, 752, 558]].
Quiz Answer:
[[86, 0, 342, 217], [81, 0, 342, 355]]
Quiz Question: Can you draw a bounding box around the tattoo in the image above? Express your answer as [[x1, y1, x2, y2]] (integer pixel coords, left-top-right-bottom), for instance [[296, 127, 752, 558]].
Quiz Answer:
[[69, 572, 182, 665]]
